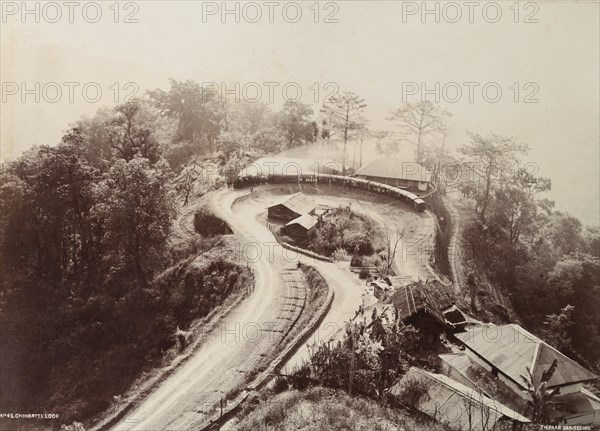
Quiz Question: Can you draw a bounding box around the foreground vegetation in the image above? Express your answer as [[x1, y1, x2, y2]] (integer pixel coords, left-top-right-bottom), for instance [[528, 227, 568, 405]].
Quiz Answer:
[[450, 132, 600, 371], [0, 94, 257, 427], [231, 386, 438, 431], [290, 319, 442, 400]]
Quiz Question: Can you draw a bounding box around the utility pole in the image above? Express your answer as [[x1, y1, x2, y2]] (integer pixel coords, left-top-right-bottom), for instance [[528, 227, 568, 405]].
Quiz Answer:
[[359, 133, 364, 170], [436, 127, 447, 187], [348, 322, 356, 397]]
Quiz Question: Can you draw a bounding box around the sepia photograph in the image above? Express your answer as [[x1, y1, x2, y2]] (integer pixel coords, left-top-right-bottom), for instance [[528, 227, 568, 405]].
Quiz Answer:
[[1, 1, 599, 430]]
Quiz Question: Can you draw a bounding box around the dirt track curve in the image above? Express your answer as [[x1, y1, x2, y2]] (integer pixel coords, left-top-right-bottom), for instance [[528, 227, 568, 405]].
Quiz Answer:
[[108, 183, 435, 430]]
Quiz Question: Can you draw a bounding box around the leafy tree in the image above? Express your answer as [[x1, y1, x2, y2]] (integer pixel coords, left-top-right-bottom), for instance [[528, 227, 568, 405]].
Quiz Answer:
[[513, 167, 552, 198], [2, 134, 100, 282], [546, 212, 584, 256], [229, 100, 273, 137], [75, 102, 175, 169], [95, 158, 176, 288], [519, 359, 573, 423], [320, 117, 332, 144], [306, 120, 319, 144], [488, 185, 537, 246], [216, 131, 244, 157], [149, 78, 222, 153], [543, 305, 575, 353], [276, 100, 314, 148], [251, 127, 285, 154], [74, 107, 115, 169], [584, 226, 600, 257], [163, 140, 196, 171], [104, 101, 166, 164]]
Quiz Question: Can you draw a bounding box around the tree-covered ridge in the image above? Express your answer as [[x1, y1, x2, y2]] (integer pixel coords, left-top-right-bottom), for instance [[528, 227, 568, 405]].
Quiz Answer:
[[0, 96, 252, 426], [456, 132, 600, 370]]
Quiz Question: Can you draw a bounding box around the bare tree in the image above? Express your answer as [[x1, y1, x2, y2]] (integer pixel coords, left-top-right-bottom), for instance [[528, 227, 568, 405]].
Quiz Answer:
[[321, 91, 367, 174], [182, 157, 199, 207], [388, 101, 451, 163], [353, 126, 371, 170], [383, 224, 404, 273]]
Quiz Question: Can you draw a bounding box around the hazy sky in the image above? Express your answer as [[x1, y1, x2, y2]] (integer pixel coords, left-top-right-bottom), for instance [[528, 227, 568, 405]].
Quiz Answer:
[[1, 1, 599, 225]]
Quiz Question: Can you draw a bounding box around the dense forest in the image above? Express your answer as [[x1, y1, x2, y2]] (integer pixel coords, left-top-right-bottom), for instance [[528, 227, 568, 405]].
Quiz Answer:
[[0, 79, 310, 424]]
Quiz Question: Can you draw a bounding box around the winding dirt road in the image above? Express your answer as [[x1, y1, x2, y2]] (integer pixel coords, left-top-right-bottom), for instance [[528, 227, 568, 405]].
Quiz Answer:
[[109, 183, 434, 430], [110, 188, 304, 431], [231, 183, 436, 371]]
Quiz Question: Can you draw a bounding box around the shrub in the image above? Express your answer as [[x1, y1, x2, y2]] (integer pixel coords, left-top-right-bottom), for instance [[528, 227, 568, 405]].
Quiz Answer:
[[301, 207, 377, 258], [272, 376, 289, 394], [332, 247, 351, 261], [490, 303, 511, 323], [350, 255, 363, 267], [393, 373, 431, 409], [290, 365, 312, 390], [356, 239, 375, 255], [359, 268, 370, 280], [193, 210, 233, 236], [60, 422, 86, 431]]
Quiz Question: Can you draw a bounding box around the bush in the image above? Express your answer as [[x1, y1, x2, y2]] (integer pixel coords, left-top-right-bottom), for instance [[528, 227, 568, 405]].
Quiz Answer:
[[272, 376, 289, 394], [356, 239, 375, 255], [301, 207, 377, 258], [332, 247, 351, 261], [489, 303, 511, 323], [350, 255, 363, 267], [393, 373, 431, 409], [60, 422, 86, 431], [193, 210, 233, 236], [290, 365, 312, 390], [359, 268, 370, 280]]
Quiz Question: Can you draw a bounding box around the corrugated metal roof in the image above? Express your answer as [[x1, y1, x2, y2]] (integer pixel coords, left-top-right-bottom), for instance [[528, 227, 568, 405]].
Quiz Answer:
[[439, 352, 473, 375], [389, 280, 455, 324], [391, 367, 531, 424], [456, 324, 598, 388], [268, 192, 315, 215], [285, 214, 318, 230], [355, 158, 432, 182]]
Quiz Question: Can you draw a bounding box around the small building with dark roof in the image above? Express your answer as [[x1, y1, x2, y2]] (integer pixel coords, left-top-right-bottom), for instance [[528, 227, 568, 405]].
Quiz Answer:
[[283, 214, 318, 239], [388, 280, 456, 342], [267, 192, 316, 222], [355, 158, 432, 192]]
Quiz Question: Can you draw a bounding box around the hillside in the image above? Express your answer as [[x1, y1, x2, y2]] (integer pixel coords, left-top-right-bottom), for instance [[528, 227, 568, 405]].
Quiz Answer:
[[228, 386, 441, 431]]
